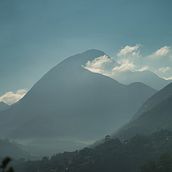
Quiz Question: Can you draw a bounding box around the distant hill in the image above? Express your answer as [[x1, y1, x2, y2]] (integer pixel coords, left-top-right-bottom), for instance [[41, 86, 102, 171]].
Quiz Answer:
[[84, 56, 171, 90], [113, 70, 171, 90], [116, 82, 172, 138], [0, 49, 156, 154], [0, 139, 29, 160], [0, 102, 9, 112]]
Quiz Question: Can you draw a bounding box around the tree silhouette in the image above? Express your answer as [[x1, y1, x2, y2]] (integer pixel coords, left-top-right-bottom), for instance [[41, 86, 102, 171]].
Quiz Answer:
[[0, 157, 14, 172]]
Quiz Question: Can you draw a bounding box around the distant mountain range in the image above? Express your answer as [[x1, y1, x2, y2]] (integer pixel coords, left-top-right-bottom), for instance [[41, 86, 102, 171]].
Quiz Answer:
[[112, 70, 171, 90], [0, 102, 9, 112], [83, 54, 171, 90], [116, 82, 172, 138], [0, 49, 156, 154]]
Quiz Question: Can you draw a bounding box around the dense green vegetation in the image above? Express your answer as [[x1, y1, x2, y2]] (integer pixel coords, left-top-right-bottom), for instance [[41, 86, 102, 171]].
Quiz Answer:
[[13, 130, 172, 172]]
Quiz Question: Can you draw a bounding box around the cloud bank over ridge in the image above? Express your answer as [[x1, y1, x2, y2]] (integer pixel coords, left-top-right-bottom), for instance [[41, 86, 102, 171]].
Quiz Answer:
[[0, 89, 27, 105], [84, 45, 172, 80]]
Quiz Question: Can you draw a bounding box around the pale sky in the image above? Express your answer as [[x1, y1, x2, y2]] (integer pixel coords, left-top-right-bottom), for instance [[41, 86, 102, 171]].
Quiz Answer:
[[0, 0, 172, 96]]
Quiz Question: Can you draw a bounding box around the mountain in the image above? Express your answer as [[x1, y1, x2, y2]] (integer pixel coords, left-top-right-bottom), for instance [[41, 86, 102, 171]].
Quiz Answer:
[[0, 49, 156, 154], [0, 102, 9, 112], [134, 82, 172, 119], [116, 82, 172, 138], [112, 70, 171, 90], [0, 139, 30, 160]]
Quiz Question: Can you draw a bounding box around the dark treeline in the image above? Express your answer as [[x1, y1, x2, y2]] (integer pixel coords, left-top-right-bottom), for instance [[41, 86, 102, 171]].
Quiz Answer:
[[141, 153, 172, 172], [0, 157, 14, 172], [12, 129, 172, 172]]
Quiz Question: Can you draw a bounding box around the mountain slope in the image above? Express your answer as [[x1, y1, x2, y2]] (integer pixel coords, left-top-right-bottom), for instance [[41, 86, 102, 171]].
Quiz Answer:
[[0, 139, 30, 160], [134, 82, 172, 119], [116, 82, 172, 138], [0, 49, 156, 153], [0, 102, 9, 112]]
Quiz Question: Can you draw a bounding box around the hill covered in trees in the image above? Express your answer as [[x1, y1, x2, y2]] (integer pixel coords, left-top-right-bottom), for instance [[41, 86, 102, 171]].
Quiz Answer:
[[13, 130, 172, 172]]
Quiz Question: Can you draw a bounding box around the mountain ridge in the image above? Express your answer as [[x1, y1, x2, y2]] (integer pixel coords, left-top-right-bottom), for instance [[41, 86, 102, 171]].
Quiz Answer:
[[0, 102, 10, 112], [0, 49, 156, 154], [115, 82, 172, 139]]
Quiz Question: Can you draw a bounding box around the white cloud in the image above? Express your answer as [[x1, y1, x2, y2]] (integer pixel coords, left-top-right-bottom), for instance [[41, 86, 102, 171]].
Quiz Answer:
[[84, 45, 142, 77], [83, 45, 172, 81], [117, 45, 140, 57], [112, 59, 135, 73], [84, 55, 136, 77], [137, 66, 149, 72], [0, 89, 27, 105], [158, 67, 171, 73], [84, 55, 116, 74], [150, 46, 170, 58], [164, 76, 172, 80]]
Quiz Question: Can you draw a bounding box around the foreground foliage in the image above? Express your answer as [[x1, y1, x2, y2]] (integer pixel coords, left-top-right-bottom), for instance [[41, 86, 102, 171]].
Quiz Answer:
[[0, 157, 14, 172]]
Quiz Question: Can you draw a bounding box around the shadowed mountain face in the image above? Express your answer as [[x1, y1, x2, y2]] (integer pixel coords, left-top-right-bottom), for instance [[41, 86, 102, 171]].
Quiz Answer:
[[0, 49, 156, 154], [0, 102, 9, 112], [116, 82, 172, 139]]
